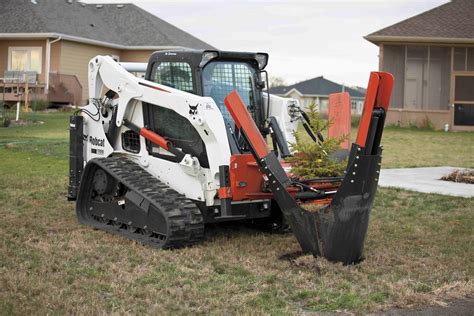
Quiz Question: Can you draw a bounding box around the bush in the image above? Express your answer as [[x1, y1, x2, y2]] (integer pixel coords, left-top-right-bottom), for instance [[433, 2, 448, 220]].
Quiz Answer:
[[285, 103, 347, 179], [407, 116, 435, 130], [419, 116, 435, 130], [2, 117, 11, 127], [59, 105, 76, 112], [351, 115, 361, 128], [32, 100, 50, 111]]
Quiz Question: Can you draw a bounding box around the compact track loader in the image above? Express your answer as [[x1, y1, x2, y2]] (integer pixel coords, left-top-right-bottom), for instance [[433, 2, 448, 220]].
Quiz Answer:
[[68, 50, 393, 264]]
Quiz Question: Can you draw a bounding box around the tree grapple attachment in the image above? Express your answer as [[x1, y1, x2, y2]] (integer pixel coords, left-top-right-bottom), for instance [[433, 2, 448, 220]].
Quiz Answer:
[[224, 72, 394, 264]]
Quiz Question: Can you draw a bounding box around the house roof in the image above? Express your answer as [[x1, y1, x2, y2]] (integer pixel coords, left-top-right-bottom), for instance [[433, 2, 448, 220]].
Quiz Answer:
[[365, 0, 474, 45], [269, 76, 365, 99], [0, 0, 215, 50]]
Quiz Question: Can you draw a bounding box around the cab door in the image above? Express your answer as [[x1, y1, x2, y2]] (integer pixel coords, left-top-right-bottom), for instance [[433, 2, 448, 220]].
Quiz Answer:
[[143, 54, 209, 167]]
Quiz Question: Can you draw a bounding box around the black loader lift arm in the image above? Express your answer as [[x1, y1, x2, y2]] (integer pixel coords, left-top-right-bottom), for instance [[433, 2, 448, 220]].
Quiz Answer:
[[224, 72, 394, 264]]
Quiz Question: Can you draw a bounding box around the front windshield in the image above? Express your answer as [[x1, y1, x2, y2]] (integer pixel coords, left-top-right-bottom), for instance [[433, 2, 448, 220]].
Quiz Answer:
[[202, 61, 257, 122]]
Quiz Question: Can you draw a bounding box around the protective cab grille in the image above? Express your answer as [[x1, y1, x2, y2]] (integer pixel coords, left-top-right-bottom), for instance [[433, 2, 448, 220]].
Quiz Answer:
[[122, 130, 140, 153]]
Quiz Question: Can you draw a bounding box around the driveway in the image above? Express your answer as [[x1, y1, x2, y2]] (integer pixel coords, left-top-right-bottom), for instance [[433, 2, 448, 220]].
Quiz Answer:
[[379, 167, 473, 198]]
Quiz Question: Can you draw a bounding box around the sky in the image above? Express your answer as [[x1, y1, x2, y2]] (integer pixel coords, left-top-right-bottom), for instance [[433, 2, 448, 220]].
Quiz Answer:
[[86, 0, 448, 87]]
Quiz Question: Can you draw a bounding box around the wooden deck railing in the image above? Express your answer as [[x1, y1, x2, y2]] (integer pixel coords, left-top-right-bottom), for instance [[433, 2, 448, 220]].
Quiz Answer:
[[1, 72, 83, 106]]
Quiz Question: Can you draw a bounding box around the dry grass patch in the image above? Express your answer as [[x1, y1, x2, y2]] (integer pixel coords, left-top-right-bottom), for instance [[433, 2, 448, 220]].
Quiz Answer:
[[441, 169, 474, 184]]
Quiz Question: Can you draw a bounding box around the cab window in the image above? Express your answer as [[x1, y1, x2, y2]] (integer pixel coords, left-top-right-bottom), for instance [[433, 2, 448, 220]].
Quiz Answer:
[[151, 62, 194, 93], [202, 61, 256, 122]]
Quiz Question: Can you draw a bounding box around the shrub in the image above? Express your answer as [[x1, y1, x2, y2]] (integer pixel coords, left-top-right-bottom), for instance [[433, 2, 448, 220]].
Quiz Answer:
[[419, 116, 435, 130], [32, 100, 50, 111], [2, 117, 11, 127], [408, 116, 435, 130], [351, 115, 361, 128], [285, 102, 347, 179]]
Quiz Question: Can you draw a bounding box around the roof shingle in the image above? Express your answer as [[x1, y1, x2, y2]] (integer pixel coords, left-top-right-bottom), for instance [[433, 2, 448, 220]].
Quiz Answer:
[[366, 0, 474, 43], [0, 0, 215, 49]]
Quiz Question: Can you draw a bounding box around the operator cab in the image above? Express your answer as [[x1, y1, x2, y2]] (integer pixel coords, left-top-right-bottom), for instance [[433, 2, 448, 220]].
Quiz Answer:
[[145, 50, 268, 129], [143, 50, 270, 165]]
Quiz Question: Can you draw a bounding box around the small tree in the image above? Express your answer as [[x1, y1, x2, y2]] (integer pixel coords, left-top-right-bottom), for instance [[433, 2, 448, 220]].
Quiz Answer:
[[285, 102, 347, 179], [269, 76, 286, 88]]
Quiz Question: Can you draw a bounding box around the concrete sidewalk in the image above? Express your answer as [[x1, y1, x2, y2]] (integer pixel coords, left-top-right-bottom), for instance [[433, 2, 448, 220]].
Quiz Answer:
[[379, 166, 473, 198]]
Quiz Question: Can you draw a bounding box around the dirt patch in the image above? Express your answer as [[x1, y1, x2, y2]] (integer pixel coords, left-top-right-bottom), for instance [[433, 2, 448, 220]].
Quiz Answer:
[[278, 250, 304, 261], [291, 255, 339, 275], [441, 169, 474, 184], [11, 119, 44, 127], [300, 203, 326, 212], [2, 119, 45, 127]]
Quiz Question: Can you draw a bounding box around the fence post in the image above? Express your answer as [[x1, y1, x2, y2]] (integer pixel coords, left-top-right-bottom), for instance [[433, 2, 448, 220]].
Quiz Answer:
[[16, 101, 20, 121]]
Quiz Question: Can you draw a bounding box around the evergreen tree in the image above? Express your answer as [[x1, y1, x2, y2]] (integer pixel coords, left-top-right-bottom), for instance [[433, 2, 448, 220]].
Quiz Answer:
[[286, 102, 347, 179]]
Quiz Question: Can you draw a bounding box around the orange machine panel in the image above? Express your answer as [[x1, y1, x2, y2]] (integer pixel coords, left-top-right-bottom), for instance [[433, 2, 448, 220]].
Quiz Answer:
[[228, 154, 340, 202], [224, 91, 270, 159], [355, 72, 394, 148], [229, 154, 270, 201], [328, 92, 351, 150]]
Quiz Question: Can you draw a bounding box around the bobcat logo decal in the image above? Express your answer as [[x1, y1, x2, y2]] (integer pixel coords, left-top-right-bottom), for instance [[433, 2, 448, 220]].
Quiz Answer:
[[188, 101, 199, 115]]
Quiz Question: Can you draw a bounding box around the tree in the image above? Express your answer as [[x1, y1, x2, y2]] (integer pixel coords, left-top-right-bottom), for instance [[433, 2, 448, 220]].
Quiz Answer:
[[285, 102, 347, 179], [269, 76, 286, 88]]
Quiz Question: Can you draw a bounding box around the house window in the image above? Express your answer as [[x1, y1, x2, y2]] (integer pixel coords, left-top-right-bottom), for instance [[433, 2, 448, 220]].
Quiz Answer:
[[453, 48, 466, 71], [8, 47, 42, 73], [453, 47, 474, 71], [384, 45, 451, 110], [383, 45, 405, 108], [351, 101, 357, 111], [320, 99, 329, 113], [468, 48, 474, 71]]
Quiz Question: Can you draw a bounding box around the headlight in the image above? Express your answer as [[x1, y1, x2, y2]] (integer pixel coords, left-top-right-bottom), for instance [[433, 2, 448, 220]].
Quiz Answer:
[[200, 51, 218, 67], [255, 53, 269, 70]]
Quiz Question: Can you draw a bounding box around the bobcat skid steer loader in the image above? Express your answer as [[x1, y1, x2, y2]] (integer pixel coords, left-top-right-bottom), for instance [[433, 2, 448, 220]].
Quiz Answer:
[[68, 50, 393, 264]]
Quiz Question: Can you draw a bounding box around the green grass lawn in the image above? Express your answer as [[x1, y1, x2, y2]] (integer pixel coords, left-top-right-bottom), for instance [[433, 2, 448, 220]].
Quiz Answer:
[[380, 126, 474, 168], [0, 112, 473, 314]]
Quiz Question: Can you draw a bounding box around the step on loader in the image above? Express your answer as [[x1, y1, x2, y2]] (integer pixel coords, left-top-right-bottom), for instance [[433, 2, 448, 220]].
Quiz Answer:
[[68, 50, 393, 264]]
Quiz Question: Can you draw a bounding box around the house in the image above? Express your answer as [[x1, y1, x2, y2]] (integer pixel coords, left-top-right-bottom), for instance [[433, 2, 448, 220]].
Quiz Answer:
[[0, 0, 214, 106], [269, 76, 366, 115], [365, 0, 474, 131]]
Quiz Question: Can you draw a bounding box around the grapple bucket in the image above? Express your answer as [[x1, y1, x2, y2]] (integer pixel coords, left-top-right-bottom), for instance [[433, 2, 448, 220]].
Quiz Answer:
[[224, 72, 394, 264]]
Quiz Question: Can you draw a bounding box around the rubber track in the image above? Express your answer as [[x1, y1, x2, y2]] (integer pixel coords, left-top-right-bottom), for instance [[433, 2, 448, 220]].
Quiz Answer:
[[77, 156, 204, 248]]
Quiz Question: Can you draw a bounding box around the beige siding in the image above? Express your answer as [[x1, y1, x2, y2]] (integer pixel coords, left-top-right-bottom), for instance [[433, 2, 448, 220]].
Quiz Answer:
[[0, 41, 8, 79], [58, 40, 120, 102], [50, 41, 61, 73], [120, 50, 155, 62], [287, 91, 300, 100], [385, 108, 451, 130], [0, 39, 47, 83]]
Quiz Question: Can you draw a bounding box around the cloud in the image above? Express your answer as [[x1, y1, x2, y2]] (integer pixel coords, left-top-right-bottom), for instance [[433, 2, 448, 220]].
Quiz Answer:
[[86, 0, 448, 86]]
